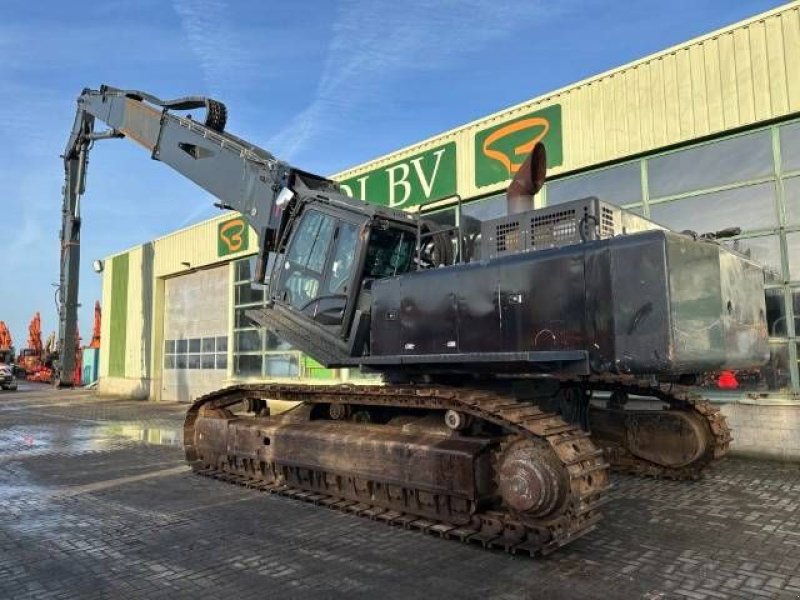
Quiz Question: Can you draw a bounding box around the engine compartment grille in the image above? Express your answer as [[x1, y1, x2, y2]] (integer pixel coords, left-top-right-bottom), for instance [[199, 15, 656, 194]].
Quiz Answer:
[[531, 209, 577, 250], [480, 197, 661, 259], [495, 220, 523, 254]]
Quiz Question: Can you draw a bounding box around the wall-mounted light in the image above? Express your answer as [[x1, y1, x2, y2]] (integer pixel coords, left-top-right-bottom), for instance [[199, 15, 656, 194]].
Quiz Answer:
[[181, 261, 191, 268], [92, 259, 104, 273]]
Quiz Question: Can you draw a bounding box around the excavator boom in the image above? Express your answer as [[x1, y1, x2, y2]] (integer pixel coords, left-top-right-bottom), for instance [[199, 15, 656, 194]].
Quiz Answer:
[[56, 86, 338, 384]]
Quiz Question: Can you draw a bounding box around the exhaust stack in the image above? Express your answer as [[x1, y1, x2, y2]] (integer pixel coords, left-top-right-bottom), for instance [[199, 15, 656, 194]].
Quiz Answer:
[[506, 142, 547, 215]]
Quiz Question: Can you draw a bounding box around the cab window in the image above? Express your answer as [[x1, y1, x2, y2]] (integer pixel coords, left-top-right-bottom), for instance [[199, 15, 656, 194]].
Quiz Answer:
[[282, 210, 336, 309], [327, 222, 359, 294], [364, 228, 415, 278]]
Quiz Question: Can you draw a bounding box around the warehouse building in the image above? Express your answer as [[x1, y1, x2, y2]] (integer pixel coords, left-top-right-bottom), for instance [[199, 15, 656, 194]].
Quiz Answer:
[[98, 3, 800, 458]]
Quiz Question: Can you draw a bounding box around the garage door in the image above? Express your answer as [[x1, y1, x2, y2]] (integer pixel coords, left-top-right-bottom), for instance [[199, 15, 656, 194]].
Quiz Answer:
[[162, 265, 229, 402]]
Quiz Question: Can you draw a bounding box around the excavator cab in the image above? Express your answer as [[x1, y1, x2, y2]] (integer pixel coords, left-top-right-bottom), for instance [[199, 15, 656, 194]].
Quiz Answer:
[[260, 194, 417, 363], [274, 208, 362, 330]]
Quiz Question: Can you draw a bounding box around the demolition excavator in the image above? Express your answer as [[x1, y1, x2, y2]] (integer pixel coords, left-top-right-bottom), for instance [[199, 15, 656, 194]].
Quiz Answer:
[[58, 86, 768, 555]]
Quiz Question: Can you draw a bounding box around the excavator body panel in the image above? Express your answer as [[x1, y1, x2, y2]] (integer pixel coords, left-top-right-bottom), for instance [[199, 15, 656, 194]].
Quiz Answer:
[[366, 229, 768, 376]]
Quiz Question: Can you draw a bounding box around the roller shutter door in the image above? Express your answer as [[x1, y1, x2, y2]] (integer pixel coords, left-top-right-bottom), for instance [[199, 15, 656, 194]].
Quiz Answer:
[[162, 265, 229, 402]]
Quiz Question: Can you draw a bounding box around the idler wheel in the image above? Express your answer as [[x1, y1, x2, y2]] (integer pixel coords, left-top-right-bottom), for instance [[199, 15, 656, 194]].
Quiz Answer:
[[444, 410, 471, 431], [329, 403, 351, 421], [498, 440, 567, 518]]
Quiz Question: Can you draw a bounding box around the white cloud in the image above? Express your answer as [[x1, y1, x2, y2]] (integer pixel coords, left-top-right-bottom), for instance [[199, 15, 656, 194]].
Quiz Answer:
[[266, 0, 565, 160], [171, 0, 259, 95], [176, 197, 219, 228], [6, 214, 46, 264]]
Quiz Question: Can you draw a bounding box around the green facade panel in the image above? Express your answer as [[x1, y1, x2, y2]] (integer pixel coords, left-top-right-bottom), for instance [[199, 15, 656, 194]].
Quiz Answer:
[[218, 216, 249, 257], [108, 253, 129, 377], [338, 142, 457, 209], [474, 104, 563, 187]]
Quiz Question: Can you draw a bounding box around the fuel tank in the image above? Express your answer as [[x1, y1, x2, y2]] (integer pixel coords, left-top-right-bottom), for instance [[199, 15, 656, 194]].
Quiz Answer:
[[368, 229, 769, 376]]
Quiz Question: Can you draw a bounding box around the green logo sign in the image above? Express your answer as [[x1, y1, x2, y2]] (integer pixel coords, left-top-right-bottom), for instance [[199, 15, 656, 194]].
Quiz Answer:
[[339, 142, 457, 209], [474, 104, 563, 188], [217, 217, 248, 257]]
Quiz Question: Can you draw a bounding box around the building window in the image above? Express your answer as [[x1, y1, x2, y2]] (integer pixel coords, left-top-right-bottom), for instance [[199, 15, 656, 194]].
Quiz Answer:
[[547, 161, 641, 206], [787, 232, 800, 282], [765, 288, 788, 338], [723, 236, 783, 283], [462, 194, 507, 221], [163, 336, 228, 370], [232, 255, 303, 379], [647, 130, 773, 199], [235, 354, 263, 378], [782, 175, 800, 226], [780, 121, 800, 174], [648, 182, 778, 235]]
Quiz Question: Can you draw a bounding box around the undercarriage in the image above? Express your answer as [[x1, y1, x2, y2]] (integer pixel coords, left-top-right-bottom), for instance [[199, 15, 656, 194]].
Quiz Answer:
[[183, 376, 730, 555]]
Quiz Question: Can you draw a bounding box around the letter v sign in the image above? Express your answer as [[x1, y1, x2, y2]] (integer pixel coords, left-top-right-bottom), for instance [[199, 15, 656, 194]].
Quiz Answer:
[[410, 148, 446, 199]]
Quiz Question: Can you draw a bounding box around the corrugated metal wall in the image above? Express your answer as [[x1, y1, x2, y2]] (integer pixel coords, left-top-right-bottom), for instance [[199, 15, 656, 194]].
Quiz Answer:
[[100, 214, 258, 384], [151, 214, 258, 279], [334, 2, 800, 201]]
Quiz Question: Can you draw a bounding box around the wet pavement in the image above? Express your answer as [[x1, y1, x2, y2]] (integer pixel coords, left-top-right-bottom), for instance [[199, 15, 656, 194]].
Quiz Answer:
[[1, 385, 799, 599]]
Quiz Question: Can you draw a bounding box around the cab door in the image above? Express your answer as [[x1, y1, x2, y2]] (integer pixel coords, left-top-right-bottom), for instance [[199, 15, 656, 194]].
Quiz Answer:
[[276, 209, 361, 337]]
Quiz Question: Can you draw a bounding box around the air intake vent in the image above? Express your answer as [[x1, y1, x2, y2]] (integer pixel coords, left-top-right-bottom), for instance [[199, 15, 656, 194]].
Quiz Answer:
[[531, 209, 577, 250], [496, 220, 522, 253], [479, 197, 663, 259], [600, 206, 615, 238]]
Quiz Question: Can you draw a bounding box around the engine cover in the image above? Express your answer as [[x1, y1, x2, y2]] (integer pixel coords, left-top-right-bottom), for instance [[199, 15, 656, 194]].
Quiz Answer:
[[369, 229, 768, 376]]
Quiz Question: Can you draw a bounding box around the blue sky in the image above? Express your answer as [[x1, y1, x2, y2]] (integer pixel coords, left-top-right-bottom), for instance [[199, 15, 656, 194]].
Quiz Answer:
[[0, 0, 784, 346]]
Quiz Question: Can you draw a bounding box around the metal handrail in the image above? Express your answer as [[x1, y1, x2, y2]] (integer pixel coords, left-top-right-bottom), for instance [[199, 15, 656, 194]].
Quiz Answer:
[[415, 195, 463, 269]]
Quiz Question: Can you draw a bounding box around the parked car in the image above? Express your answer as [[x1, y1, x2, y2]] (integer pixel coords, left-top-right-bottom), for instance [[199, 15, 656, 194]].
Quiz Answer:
[[0, 363, 18, 391]]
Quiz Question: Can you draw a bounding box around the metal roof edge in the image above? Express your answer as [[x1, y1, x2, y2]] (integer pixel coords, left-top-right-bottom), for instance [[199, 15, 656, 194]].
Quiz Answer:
[[332, 1, 799, 180]]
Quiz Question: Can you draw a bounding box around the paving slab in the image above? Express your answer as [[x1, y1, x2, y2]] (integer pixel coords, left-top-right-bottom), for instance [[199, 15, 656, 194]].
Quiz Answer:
[[1, 384, 799, 599]]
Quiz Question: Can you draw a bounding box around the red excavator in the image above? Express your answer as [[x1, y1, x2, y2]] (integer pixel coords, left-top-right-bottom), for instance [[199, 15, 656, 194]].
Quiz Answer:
[[18, 313, 58, 383], [18, 313, 45, 380], [89, 301, 101, 349], [0, 321, 13, 365]]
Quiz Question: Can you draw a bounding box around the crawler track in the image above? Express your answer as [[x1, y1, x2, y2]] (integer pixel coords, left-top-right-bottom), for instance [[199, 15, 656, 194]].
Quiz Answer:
[[184, 383, 611, 556], [184, 378, 731, 554], [575, 375, 732, 480]]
